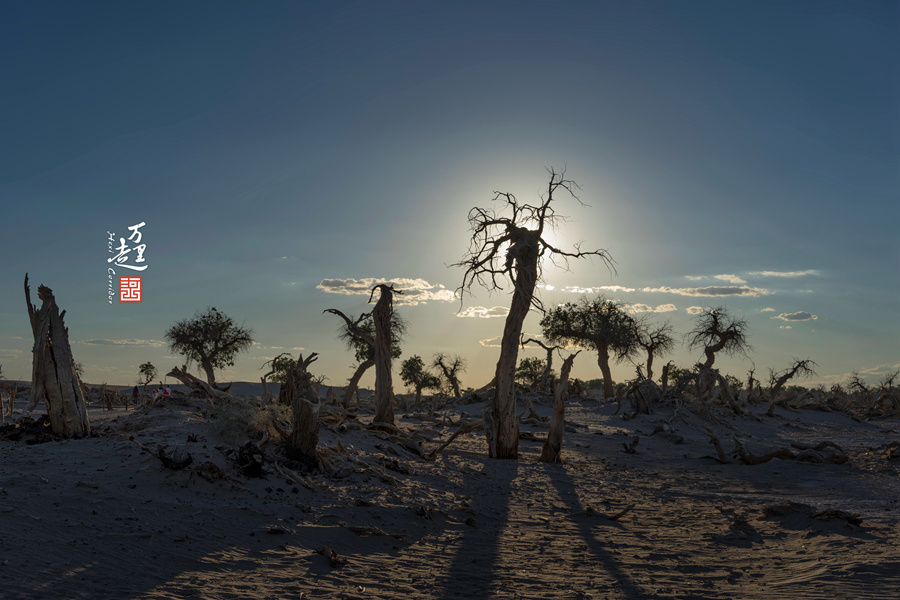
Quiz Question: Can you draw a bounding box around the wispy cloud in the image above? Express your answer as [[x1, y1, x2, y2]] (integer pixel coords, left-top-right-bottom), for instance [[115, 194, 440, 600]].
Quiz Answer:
[[642, 286, 772, 297], [317, 277, 455, 306], [686, 306, 705, 315], [760, 307, 776, 312], [749, 270, 819, 278], [627, 303, 677, 314], [80, 339, 166, 347], [540, 284, 636, 294], [479, 336, 502, 348], [457, 306, 510, 318], [772, 311, 818, 322], [778, 325, 793, 329]]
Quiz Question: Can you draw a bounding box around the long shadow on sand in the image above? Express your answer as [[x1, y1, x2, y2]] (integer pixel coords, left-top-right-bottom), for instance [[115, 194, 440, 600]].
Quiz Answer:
[[437, 452, 518, 600], [544, 463, 647, 599]]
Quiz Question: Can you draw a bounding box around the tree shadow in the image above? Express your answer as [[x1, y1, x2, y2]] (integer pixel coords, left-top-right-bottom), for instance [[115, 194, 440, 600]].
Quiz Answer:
[[543, 463, 647, 599], [437, 453, 518, 600]]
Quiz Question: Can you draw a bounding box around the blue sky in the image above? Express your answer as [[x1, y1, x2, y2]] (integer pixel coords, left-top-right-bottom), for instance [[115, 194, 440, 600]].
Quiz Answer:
[[1, 1, 897, 390]]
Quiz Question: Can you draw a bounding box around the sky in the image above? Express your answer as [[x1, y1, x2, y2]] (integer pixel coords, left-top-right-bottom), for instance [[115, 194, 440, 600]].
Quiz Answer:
[[1, 0, 897, 392]]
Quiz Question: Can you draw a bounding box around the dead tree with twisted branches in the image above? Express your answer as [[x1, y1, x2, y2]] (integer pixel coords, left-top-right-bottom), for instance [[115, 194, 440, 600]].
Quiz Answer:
[[453, 168, 614, 459]]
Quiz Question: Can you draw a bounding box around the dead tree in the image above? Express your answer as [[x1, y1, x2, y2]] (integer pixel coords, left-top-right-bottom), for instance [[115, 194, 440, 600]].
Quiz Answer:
[[746, 368, 757, 402], [277, 353, 321, 469], [660, 361, 672, 396], [23, 274, 90, 437], [521, 337, 561, 393], [454, 169, 614, 459], [540, 351, 580, 463], [767, 358, 817, 416], [432, 353, 467, 398], [686, 307, 750, 369]]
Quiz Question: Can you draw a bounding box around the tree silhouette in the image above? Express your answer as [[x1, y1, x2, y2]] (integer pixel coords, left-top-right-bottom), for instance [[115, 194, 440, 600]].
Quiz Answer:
[[686, 307, 750, 369], [632, 317, 675, 382], [767, 358, 817, 416], [138, 362, 157, 387], [325, 306, 404, 408], [164, 307, 253, 388], [541, 296, 637, 400], [515, 357, 550, 390], [432, 353, 467, 398], [454, 168, 613, 459], [521, 336, 562, 392], [325, 284, 404, 424], [400, 356, 441, 404]]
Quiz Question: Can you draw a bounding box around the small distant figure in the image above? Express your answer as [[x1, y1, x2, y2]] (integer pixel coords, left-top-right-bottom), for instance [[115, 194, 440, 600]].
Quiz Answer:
[[163, 386, 171, 397], [132, 386, 139, 408], [151, 388, 159, 403]]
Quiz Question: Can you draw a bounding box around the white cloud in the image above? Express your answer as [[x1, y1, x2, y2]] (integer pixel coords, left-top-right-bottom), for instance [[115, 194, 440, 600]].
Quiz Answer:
[[714, 274, 747, 285], [627, 303, 677, 314], [80, 339, 166, 347], [317, 277, 456, 305], [642, 286, 772, 297], [457, 306, 510, 318], [778, 325, 793, 329], [750, 270, 819, 278], [686, 306, 705, 315], [760, 307, 776, 312], [772, 311, 818, 322]]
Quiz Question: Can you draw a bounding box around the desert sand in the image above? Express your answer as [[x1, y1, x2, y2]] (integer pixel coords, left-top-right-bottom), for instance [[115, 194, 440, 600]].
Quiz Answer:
[[1, 388, 898, 600]]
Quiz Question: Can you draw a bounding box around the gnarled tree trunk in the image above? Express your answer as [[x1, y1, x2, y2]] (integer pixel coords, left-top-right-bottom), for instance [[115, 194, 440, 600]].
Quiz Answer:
[[489, 228, 539, 458], [24, 275, 90, 438], [540, 351, 579, 463]]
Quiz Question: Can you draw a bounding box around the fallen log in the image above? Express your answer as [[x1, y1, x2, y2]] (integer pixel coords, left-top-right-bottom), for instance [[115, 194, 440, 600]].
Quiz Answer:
[[166, 365, 234, 404]]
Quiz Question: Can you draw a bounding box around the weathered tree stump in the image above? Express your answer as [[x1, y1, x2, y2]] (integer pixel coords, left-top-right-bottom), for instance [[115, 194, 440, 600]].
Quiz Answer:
[[278, 353, 321, 470], [24, 274, 90, 438]]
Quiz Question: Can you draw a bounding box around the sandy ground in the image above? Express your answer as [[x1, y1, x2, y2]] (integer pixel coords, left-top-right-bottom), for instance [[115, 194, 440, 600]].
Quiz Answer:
[[0, 392, 898, 600]]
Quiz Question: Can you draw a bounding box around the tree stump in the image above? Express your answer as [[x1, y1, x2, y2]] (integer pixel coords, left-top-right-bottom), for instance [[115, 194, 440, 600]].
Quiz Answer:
[[278, 353, 321, 470], [24, 275, 90, 438]]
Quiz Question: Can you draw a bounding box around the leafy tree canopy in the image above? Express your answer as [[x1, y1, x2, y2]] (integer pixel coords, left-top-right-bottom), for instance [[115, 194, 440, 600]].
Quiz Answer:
[[138, 362, 157, 386], [164, 307, 254, 387]]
